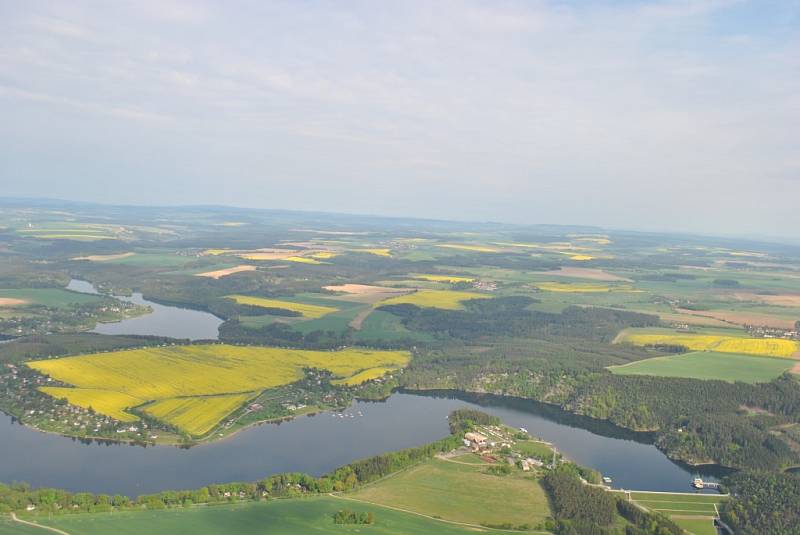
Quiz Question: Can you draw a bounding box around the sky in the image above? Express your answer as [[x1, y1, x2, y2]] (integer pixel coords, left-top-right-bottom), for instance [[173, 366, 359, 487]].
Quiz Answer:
[[0, 1, 798, 238]]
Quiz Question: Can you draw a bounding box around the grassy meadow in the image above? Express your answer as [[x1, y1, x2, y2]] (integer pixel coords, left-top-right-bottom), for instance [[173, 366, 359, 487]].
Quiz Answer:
[[29, 344, 410, 435], [0, 289, 103, 308], [672, 518, 717, 535], [31, 497, 502, 535], [609, 351, 795, 383], [626, 491, 727, 535], [616, 492, 727, 535], [0, 517, 43, 535], [351, 457, 550, 528]]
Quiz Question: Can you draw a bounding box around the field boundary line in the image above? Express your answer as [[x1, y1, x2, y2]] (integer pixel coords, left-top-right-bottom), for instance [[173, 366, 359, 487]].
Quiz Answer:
[[627, 490, 729, 497], [435, 454, 487, 466], [638, 500, 723, 505], [648, 508, 718, 514], [328, 493, 551, 534], [10, 513, 71, 535]]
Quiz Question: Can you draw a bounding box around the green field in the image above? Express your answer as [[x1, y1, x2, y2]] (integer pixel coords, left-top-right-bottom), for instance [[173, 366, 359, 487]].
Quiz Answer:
[[0, 288, 103, 308], [31, 497, 510, 534], [673, 517, 717, 535], [629, 492, 726, 504], [634, 498, 718, 514], [609, 351, 795, 383], [107, 253, 197, 268], [351, 457, 550, 528], [627, 491, 726, 535], [513, 440, 558, 460], [354, 310, 435, 342], [0, 517, 43, 534]]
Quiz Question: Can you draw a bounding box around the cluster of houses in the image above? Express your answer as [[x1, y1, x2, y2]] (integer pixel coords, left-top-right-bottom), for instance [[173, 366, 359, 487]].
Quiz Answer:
[[472, 281, 498, 291], [462, 427, 547, 472], [747, 325, 799, 340], [516, 457, 545, 471]]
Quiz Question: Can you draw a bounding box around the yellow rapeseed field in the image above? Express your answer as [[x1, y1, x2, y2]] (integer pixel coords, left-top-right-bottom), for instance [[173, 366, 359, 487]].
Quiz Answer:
[[332, 367, 398, 386], [39, 387, 142, 422], [412, 274, 475, 283], [536, 282, 619, 293], [285, 256, 323, 264], [226, 295, 338, 318], [29, 345, 411, 434], [143, 393, 254, 436], [309, 251, 339, 259], [380, 290, 490, 310], [621, 332, 799, 358]]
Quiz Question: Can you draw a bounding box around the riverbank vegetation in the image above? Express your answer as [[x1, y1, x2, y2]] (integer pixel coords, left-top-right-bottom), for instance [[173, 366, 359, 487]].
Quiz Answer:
[[0, 409, 688, 534]]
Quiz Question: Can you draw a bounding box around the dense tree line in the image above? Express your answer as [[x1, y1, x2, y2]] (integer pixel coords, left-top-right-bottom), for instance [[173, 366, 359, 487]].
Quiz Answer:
[[333, 509, 374, 524], [447, 408, 501, 434], [543, 465, 617, 528], [542, 465, 683, 535], [719, 471, 800, 535], [380, 298, 659, 343], [569, 374, 800, 470], [401, 326, 800, 470], [0, 334, 183, 363], [615, 500, 681, 535], [219, 320, 350, 349]]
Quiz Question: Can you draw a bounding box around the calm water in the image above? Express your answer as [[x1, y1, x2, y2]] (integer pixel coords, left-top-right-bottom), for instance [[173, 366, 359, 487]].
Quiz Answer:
[[0, 392, 726, 496], [8, 281, 727, 496], [66, 279, 222, 340]]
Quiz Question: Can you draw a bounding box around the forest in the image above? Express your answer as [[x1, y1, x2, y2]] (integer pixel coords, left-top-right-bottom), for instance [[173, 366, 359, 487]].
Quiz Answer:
[[719, 471, 800, 535]]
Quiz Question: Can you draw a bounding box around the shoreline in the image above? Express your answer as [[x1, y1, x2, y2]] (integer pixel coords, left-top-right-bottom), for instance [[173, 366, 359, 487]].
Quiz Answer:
[[2, 387, 737, 477]]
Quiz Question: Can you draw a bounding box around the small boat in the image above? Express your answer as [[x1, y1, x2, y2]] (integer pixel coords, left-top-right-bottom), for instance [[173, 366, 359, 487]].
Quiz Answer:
[[692, 477, 704, 489], [602, 476, 613, 484]]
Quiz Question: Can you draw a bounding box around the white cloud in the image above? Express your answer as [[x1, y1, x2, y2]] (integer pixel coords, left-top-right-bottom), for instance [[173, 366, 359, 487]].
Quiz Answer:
[[0, 0, 797, 237]]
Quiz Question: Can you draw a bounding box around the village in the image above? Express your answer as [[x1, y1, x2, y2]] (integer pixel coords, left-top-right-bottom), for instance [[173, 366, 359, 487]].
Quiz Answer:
[[443, 422, 565, 476], [0, 363, 158, 444]]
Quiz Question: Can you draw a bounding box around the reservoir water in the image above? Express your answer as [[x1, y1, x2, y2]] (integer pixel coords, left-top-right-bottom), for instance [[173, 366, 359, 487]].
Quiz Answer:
[[0, 281, 728, 496], [0, 392, 726, 496], [66, 279, 222, 340]]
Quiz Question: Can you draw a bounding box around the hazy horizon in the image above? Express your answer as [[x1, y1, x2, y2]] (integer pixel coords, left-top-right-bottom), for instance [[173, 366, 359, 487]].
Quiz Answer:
[[1, 1, 798, 238]]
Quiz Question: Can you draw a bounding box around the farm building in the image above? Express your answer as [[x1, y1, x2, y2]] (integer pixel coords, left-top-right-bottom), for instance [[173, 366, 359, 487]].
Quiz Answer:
[[464, 431, 488, 449]]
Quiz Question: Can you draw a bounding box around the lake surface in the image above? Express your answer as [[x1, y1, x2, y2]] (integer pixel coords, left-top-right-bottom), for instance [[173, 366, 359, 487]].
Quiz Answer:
[[66, 279, 222, 340], [0, 391, 726, 496], [6, 282, 728, 496]]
